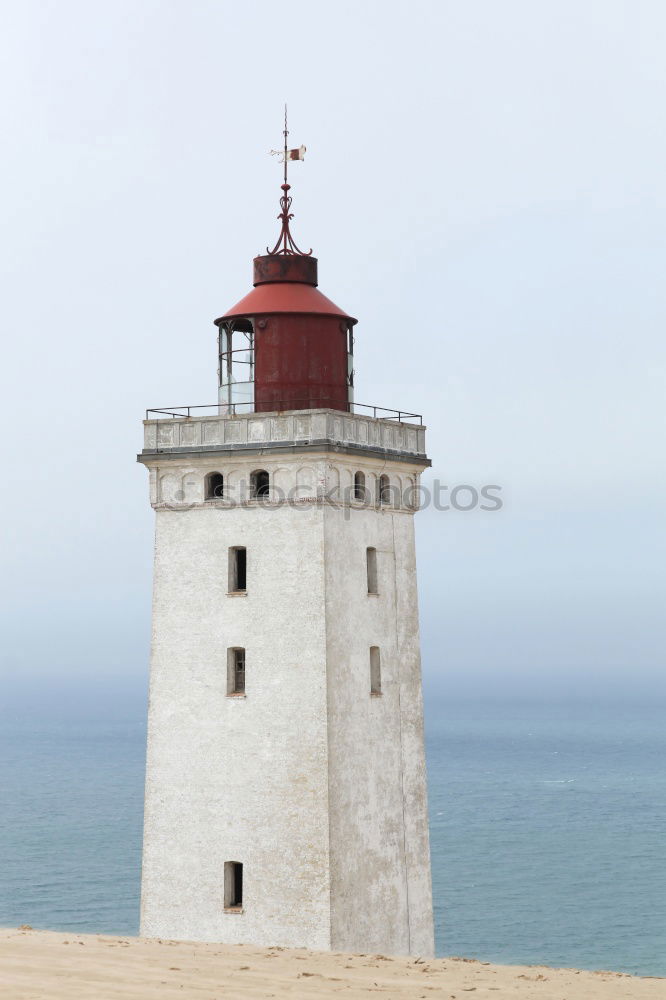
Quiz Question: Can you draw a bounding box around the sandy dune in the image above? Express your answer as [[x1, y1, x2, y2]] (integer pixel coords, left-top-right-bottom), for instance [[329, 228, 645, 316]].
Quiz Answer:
[[1, 926, 663, 999]]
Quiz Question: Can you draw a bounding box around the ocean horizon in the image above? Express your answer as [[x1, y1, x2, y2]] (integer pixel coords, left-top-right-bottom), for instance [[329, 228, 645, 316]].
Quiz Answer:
[[1, 696, 664, 976]]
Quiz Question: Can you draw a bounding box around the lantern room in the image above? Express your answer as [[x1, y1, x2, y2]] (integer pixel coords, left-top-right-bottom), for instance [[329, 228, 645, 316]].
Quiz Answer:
[[215, 167, 357, 415]]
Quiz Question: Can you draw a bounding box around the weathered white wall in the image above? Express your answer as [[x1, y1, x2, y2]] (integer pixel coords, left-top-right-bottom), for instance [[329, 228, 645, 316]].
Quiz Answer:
[[140, 436, 433, 954], [324, 505, 434, 956], [141, 501, 331, 947]]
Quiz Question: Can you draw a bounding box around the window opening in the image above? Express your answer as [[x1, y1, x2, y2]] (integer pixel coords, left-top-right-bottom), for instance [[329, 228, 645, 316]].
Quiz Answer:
[[353, 471, 366, 501], [370, 646, 382, 695], [366, 547, 378, 594], [227, 648, 246, 694], [224, 861, 243, 909], [205, 472, 224, 500], [378, 474, 391, 505], [229, 547, 247, 592], [251, 469, 270, 499]]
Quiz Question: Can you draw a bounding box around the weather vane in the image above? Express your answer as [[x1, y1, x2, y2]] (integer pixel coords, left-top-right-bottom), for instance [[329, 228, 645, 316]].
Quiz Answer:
[[267, 105, 311, 256]]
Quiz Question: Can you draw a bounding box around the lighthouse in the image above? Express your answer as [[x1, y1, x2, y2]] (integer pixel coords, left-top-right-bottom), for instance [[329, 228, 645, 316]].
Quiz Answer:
[[138, 132, 434, 955]]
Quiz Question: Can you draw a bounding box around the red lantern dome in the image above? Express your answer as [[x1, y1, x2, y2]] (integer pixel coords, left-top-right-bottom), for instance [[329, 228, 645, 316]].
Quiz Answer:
[[215, 153, 357, 414]]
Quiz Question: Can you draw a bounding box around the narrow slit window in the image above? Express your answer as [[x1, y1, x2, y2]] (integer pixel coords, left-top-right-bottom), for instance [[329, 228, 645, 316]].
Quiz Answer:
[[224, 861, 243, 909], [366, 547, 378, 594], [205, 472, 224, 500], [353, 471, 366, 501], [370, 646, 381, 695], [229, 547, 247, 592], [227, 648, 245, 695], [251, 469, 270, 499]]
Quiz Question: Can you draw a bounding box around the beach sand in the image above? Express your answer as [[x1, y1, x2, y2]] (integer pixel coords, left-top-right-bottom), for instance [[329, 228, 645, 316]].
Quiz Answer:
[[1, 926, 663, 999]]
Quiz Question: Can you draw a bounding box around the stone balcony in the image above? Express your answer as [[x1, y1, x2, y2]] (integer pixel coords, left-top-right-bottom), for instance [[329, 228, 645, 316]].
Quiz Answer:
[[141, 406, 428, 464]]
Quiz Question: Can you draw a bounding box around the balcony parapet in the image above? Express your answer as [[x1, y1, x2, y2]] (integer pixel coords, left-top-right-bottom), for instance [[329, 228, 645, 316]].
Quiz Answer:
[[141, 406, 427, 462]]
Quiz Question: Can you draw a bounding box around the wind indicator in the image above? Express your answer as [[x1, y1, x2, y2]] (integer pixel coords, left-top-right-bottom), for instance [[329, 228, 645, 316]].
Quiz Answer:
[[269, 104, 306, 179], [267, 105, 311, 256]]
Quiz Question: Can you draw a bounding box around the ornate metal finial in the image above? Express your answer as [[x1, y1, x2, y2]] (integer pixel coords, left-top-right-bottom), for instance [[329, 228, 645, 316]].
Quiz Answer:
[[267, 105, 312, 256]]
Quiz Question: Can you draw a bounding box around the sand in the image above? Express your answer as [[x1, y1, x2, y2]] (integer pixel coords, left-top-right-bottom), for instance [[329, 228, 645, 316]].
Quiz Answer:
[[1, 927, 663, 999]]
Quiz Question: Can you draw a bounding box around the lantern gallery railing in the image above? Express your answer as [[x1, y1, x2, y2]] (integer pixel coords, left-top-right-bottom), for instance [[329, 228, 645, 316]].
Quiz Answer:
[[145, 401, 423, 425]]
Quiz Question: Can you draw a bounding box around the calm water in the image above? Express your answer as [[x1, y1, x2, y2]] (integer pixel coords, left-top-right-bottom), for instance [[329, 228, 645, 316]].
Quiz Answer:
[[1, 700, 664, 975]]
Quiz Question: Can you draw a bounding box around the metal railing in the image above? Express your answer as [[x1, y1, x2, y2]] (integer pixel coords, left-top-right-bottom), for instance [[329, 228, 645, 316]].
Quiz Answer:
[[145, 400, 422, 425]]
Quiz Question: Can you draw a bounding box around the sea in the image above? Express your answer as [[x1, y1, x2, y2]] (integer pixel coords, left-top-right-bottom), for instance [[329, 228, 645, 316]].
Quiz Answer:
[[1, 697, 665, 977]]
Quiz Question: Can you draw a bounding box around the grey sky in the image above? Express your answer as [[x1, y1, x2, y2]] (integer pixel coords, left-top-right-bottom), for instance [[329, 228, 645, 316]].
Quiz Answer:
[[1, 1, 664, 716]]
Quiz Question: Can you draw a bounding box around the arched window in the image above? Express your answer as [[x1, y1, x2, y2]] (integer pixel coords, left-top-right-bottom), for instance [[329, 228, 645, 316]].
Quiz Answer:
[[378, 474, 390, 505], [353, 471, 366, 501], [250, 469, 270, 499], [205, 472, 224, 500]]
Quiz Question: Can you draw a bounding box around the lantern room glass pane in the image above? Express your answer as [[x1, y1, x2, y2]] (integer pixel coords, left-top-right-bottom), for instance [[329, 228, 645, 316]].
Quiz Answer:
[[218, 321, 255, 413], [347, 325, 354, 407]]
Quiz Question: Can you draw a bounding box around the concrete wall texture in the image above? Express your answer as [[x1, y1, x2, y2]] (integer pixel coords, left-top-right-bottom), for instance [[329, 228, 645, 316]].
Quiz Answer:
[[140, 420, 434, 955]]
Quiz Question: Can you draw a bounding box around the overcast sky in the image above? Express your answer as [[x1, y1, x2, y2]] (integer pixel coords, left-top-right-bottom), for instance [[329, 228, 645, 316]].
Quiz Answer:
[[1, 1, 664, 718]]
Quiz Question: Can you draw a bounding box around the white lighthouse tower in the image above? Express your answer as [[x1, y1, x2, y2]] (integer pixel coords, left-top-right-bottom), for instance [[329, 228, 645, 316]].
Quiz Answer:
[[138, 140, 434, 955]]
